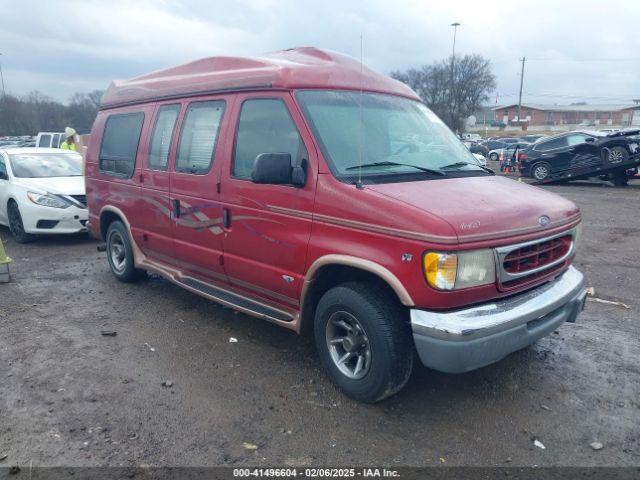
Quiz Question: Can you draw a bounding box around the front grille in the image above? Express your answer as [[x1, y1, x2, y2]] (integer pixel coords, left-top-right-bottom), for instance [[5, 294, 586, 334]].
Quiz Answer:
[[70, 195, 87, 208], [503, 235, 572, 275], [495, 227, 578, 290]]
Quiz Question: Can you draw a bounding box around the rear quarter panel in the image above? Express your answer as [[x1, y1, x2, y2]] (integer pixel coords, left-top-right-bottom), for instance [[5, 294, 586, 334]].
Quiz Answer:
[[86, 104, 155, 240]]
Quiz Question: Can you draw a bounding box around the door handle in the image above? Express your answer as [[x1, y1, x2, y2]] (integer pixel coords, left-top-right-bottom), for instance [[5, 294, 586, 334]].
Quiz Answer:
[[223, 208, 231, 228], [172, 199, 180, 219]]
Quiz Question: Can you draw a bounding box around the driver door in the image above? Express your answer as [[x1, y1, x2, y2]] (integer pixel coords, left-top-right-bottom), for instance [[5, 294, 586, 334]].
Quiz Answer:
[[218, 92, 317, 307]]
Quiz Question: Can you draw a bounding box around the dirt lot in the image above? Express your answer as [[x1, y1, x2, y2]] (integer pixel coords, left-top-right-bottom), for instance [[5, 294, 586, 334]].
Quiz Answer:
[[1, 179, 639, 468]]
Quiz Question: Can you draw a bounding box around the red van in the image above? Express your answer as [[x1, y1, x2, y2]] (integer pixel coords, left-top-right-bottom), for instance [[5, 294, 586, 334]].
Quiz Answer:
[[86, 47, 586, 402]]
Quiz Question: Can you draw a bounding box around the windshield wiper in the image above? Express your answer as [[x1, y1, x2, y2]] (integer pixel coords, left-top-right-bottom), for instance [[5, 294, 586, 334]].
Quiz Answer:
[[345, 161, 445, 175], [440, 162, 494, 175]]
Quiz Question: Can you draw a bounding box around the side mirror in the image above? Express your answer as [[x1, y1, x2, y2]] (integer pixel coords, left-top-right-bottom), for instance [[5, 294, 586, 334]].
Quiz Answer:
[[585, 137, 595, 143], [0, 171, 8, 180], [251, 153, 306, 187]]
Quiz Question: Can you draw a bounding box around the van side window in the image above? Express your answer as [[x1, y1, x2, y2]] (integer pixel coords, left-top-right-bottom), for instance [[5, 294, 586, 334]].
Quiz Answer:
[[148, 104, 180, 171], [176, 101, 225, 174], [38, 134, 51, 148], [0, 155, 6, 177], [233, 98, 307, 179], [99, 112, 145, 178]]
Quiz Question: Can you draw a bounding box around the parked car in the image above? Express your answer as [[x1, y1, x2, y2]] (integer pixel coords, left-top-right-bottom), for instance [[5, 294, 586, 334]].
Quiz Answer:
[[467, 142, 489, 157], [0, 148, 88, 243], [87, 47, 586, 403], [488, 142, 531, 162], [519, 130, 640, 186], [520, 134, 547, 143], [500, 137, 521, 145]]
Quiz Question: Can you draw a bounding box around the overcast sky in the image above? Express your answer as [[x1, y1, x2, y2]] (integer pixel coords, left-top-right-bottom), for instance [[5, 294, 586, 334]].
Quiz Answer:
[[1, 0, 639, 105]]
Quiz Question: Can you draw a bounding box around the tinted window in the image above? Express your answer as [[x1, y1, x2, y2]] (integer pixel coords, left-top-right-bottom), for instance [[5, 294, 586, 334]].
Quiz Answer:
[[99, 112, 144, 177], [567, 134, 592, 146], [536, 136, 568, 151], [0, 155, 6, 177], [233, 98, 307, 179], [9, 153, 83, 178], [176, 101, 225, 174], [38, 134, 51, 147], [148, 104, 180, 171]]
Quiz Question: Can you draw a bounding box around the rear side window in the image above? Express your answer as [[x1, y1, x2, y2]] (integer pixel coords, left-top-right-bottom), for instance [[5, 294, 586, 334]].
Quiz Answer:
[[535, 136, 567, 152], [0, 155, 6, 177], [233, 98, 307, 179], [148, 104, 180, 171], [176, 101, 225, 174], [99, 112, 145, 177]]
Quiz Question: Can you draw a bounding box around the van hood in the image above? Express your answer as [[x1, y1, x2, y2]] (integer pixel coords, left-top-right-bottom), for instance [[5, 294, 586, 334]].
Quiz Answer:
[[13, 176, 85, 196], [367, 175, 580, 244]]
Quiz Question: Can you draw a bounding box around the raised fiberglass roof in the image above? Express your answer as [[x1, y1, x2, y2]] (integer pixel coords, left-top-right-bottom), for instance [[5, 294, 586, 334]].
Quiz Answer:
[[100, 47, 419, 109]]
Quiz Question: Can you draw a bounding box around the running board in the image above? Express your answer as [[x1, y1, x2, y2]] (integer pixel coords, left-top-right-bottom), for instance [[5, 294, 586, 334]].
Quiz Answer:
[[178, 276, 295, 323]]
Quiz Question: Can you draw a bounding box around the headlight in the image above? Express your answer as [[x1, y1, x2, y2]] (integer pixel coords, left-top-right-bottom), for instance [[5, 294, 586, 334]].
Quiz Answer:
[[27, 192, 70, 209], [423, 249, 496, 290]]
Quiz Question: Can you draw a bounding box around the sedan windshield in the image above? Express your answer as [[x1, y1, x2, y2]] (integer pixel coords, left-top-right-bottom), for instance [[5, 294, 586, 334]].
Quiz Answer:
[[9, 153, 83, 178], [296, 90, 487, 183]]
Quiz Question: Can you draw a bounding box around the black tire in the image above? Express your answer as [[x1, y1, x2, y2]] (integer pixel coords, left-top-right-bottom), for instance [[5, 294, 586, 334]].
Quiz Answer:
[[105, 220, 145, 282], [531, 161, 552, 182], [314, 282, 413, 403], [489, 152, 498, 161], [606, 146, 628, 166], [8, 201, 37, 243]]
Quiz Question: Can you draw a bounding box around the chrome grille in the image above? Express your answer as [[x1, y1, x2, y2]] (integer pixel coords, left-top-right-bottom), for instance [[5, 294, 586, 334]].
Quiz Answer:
[[495, 227, 578, 286]]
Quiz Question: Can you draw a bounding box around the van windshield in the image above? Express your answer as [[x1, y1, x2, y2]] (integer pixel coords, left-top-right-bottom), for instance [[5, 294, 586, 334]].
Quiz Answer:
[[296, 90, 488, 183]]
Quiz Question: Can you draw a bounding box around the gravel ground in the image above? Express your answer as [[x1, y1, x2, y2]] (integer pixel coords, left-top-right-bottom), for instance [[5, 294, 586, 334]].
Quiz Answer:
[[0, 177, 639, 468]]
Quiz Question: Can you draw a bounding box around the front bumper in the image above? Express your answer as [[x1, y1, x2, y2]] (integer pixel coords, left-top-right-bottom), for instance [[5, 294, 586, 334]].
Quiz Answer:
[[410, 266, 586, 373], [21, 202, 88, 234]]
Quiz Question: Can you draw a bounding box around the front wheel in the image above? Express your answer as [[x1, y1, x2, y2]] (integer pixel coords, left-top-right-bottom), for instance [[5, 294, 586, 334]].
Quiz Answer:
[[606, 146, 628, 166], [106, 220, 145, 282], [532, 162, 552, 182], [8, 202, 36, 243], [314, 282, 413, 403]]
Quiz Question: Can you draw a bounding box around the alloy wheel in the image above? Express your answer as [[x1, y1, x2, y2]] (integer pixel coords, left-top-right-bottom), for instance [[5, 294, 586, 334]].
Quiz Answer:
[[325, 311, 371, 380], [109, 231, 127, 273], [608, 149, 624, 164], [534, 165, 549, 180]]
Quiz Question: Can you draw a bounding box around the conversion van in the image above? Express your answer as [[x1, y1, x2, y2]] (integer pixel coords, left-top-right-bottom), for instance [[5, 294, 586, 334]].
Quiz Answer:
[[86, 48, 587, 402]]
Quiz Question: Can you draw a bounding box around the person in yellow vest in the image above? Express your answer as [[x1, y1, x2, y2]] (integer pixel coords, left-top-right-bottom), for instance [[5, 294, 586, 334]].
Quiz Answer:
[[60, 127, 78, 151]]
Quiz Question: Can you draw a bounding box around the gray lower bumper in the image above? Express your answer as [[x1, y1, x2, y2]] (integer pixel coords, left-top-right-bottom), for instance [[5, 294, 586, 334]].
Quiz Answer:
[[410, 266, 586, 373]]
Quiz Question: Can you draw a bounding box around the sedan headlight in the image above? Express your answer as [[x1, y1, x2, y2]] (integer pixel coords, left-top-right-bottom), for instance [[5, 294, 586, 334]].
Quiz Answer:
[[27, 192, 70, 209], [423, 249, 496, 290]]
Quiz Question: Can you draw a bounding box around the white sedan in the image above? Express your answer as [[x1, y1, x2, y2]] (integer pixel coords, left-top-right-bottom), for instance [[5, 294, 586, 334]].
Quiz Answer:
[[0, 148, 88, 243]]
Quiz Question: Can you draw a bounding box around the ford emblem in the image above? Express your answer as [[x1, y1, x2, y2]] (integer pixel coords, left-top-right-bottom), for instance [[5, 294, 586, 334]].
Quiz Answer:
[[538, 215, 551, 227]]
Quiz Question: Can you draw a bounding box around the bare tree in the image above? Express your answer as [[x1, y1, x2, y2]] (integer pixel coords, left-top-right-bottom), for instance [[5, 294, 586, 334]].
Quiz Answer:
[[0, 90, 103, 136], [392, 54, 496, 132]]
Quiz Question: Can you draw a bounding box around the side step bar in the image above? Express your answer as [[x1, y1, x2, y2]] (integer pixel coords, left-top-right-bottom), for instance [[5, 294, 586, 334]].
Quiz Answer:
[[179, 276, 295, 323]]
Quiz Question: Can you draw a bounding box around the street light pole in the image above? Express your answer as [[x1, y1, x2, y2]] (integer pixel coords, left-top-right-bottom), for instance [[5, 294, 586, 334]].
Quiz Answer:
[[451, 22, 460, 60]]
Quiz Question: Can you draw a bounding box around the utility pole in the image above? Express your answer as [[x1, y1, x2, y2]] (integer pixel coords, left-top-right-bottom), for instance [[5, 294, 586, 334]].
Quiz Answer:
[[0, 53, 5, 98], [516, 56, 526, 125]]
